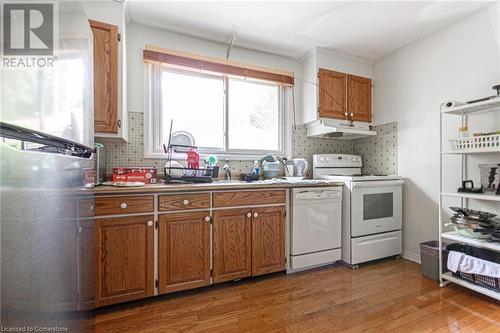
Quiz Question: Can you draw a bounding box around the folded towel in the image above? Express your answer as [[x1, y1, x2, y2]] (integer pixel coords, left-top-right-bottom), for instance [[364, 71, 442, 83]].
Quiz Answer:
[[447, 250, 500, 278]]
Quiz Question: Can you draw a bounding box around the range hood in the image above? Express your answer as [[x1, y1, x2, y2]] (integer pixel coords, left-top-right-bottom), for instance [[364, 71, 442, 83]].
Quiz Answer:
[[306, 119, 377, 139]]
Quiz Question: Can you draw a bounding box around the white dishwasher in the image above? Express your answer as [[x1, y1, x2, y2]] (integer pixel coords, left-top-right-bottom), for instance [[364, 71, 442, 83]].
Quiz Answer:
[[291, 187, 342, 271]]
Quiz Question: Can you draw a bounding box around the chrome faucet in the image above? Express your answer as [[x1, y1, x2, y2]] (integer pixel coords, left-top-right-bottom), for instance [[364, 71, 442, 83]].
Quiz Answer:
[[223, 159, 232, 180]]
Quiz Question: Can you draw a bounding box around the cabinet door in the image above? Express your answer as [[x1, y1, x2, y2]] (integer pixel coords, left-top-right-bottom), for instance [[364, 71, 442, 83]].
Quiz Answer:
[[318, 68, 346, 120], [213, 209, 252, 283], [347, 74, 372, 122], [79, 219, 95, 310], [252, 207, 286, 276], [158, 212, 211, 294], [89, 20, 119, 133], [95, 215, 154, 307]]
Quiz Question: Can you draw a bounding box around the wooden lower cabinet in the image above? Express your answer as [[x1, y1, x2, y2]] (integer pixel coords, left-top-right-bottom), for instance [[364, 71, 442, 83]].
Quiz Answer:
[[94, 190, 288, 306], [252, 207, 286, 276], [213, 208, 252, 283], [95, 215, 154, 307], [80, 219, 95, 310], [158, 212, 211, 294]]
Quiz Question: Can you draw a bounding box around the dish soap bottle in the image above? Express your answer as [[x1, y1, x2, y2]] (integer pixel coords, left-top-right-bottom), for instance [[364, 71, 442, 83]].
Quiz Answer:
[[252, 160, 260, 176]]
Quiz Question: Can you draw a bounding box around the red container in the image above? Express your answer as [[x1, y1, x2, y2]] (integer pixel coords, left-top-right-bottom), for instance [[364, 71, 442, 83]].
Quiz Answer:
[[112, 167, 158, 184]]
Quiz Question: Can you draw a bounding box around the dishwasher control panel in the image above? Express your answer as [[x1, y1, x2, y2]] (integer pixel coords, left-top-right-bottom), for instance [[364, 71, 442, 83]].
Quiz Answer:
[[293, 187, 342, 201]]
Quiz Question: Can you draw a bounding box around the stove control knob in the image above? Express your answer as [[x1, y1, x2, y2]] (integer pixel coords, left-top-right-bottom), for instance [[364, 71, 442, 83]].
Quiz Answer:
[[319, 156, 324, 162], [351, 157, 356, 162], [325, 157, 330, 162]]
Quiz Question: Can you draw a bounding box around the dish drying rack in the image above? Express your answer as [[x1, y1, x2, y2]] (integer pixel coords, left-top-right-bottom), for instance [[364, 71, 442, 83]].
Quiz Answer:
[[163, 143, 219, 183]]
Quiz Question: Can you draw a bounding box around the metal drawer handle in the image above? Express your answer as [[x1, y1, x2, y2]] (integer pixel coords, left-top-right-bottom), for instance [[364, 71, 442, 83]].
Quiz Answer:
[[183, 199, 189, 205], [247, 212, 252, 218], [205, 216, 211, 222], [120, 202, 127, 209], [147, 221, 153, 227], [253, 212, 259, 218]]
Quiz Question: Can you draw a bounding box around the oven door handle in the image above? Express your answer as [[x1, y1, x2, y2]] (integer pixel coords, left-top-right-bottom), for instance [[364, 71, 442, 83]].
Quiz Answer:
[[352, 180, 404, 188]]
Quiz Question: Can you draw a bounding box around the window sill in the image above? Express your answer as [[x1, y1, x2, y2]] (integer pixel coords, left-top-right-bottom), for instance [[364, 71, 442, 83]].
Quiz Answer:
[[145, 151, 290, 161]]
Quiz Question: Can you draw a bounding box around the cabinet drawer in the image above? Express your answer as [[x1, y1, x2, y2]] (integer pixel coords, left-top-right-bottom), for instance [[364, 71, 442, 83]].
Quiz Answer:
[[213, 190, 285, 208], [158, 193, 210, 211], [351, 230, 402, 265], [95, 195, 154, 216]]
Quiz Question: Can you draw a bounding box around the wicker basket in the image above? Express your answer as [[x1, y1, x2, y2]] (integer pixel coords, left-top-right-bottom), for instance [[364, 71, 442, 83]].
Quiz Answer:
[[446, 244, 500, 292], [449, 133, 500, 151]]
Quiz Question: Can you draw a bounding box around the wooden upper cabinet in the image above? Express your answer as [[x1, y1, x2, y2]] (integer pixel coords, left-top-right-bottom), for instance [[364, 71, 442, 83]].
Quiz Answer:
[[212, 209, 252, 283], [252, 207, 286, 276], [158, 212, 211, 294], [347, 74, 372, 122], [90, 20, 119, 133], [318, 68, 346, 120], [95, 215, 154, 307]]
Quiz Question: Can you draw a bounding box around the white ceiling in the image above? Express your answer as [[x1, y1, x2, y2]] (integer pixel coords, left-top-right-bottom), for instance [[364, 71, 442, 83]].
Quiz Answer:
[[127, 1, 490, 61]]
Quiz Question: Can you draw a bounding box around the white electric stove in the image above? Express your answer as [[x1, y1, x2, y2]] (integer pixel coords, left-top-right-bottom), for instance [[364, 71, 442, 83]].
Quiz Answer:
[[313, 154, 404, 268]]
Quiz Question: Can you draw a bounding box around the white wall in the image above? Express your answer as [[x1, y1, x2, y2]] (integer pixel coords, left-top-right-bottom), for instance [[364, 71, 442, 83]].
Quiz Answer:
[[316, 47, 373, 78], [373, 3, 500, 261], [126, 22, 301, 113]]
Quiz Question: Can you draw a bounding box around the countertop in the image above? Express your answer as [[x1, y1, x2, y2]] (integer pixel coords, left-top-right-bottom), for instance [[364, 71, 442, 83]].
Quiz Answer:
[[93, 179, 344, 195]]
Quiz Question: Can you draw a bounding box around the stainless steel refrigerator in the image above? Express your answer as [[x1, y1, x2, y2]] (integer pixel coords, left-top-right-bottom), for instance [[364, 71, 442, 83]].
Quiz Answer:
[[1, 2, 95, 331]]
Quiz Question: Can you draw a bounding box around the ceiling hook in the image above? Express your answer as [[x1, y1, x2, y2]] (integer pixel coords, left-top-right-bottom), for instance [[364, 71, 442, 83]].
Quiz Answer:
[[226, 33, 238, 60]]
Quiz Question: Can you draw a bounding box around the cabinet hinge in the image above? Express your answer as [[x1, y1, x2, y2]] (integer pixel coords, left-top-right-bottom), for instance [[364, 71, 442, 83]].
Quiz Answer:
[[317, 71, 320, 78], [118, 33, 121, 42], [155, 220, 158, 229], [155, 279, 159, 288], [317, 106, 320, 113]]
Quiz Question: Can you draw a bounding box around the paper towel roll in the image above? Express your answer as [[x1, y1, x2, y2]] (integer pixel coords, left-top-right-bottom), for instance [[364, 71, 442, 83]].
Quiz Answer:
[[443, 100, 465, 108]]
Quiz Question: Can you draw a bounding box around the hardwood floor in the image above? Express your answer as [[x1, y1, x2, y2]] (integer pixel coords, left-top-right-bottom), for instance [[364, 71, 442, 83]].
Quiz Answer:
[[95, 259, 500, 332]]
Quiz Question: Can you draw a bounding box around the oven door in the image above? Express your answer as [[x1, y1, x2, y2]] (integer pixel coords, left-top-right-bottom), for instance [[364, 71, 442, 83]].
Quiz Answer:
[[351, 180, 403, 237]]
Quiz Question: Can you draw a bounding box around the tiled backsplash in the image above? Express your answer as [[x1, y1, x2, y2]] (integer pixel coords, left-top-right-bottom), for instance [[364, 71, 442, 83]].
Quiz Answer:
[[98, 112, 397, 178], [98, 112, 164, 176], [292, 125, 354, 169], [353, 122, 398, 175]]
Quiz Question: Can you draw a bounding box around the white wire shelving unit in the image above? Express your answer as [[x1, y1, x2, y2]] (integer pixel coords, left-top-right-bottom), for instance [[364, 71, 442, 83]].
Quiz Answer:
[[439, 97, 500, 301]]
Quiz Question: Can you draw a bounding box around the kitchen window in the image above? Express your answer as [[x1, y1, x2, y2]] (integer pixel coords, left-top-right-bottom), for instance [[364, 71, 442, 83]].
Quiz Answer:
[[145, 60, 292, 160]]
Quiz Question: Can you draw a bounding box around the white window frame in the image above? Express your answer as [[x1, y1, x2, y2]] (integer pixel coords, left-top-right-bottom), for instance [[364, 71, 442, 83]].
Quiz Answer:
[[144, 63, 292, 160]]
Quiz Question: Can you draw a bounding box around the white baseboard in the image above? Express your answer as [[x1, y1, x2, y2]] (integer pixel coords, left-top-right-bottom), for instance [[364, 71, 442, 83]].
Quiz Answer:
[[402, 250, 421, 264]]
